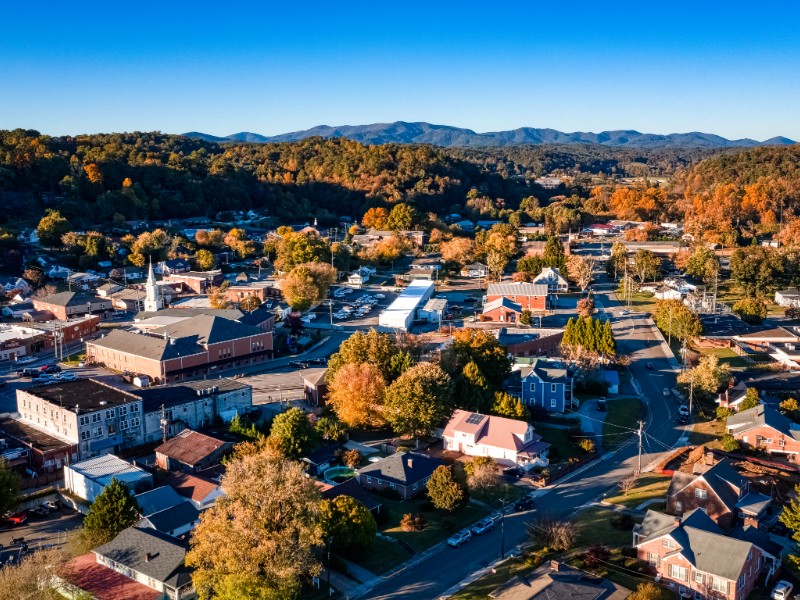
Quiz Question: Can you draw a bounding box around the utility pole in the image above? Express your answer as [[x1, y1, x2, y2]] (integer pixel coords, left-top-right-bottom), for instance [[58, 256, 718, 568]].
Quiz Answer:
[[500, 497, 506, 559], [668, 302, 673, 347], [636, 420, 644, 474], [689, 379, 694, 417]]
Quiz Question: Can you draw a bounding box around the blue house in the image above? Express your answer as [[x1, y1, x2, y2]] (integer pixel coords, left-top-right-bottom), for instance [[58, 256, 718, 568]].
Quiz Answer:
[[518, 359, 574, 413]]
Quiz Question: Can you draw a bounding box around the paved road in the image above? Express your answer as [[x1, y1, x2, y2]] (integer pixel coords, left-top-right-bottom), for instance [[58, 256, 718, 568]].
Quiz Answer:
[[364, 272, 686, 599]]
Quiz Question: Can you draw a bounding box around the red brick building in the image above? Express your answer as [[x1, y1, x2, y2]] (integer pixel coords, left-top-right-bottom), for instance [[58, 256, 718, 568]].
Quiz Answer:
[[665, 458, 748, 530], [726, 404, 800, 464], [86, 313, 273, 384], [32, 291, 112, 321], [163, 270, 224, 294], [633, 509, 781, 599], [484, 282, 548, 312], [481, 297, 524, 323]]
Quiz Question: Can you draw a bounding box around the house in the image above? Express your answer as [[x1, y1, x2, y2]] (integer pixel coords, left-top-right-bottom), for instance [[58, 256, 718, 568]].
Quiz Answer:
[[587, 224, 615, 236], [726, 404, 800, 464], [357, 452, 444, 500], [442, 410, 550, 468], [665, 458, 749, 530], [488, 560, 630, 600], [453, 219, 475, 232], [302, 368, 329, 406], [90, 527, 193, 598], [64, 454, 153, 502], [67, 271, 101, 289], [347, 266, 376, 288], [321, 476, 383, 514], [654, 287, 683, 300], [155, 259, 192, 276], [17, 379, 146, 459], [136, 501, 201, 539], [165, 470, 224, 509], [163, 270, 224, 294], [485, 282, 549, 312], [86, 314, 273, 384], [47, 265, 71, 279], [532, 267, 568, 293], [482, 297, 524, 323], [417, 298, 448, 323], [460, 262, 489, 278], [775, 289, 800, 308], [0, 277, 29, 294], [0, 417, 78, 473], [32, 291, 112, 320], [633, 508, 780, 599], [716, 380, 751, 412], [134, 486, 186, 517], [96, 282, 123, 297], [1, 300, 34, 319], [155, 429, 232, 473], [518, 359, 574, 413], [18, 229, 39, 244]]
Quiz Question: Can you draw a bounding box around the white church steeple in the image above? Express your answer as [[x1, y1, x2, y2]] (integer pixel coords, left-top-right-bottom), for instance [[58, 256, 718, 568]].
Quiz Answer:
[[143, 257, 163, 313]]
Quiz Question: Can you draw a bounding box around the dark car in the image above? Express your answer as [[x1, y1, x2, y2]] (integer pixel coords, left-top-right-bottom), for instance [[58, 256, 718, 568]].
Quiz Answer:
[[19, 368, 40, 378], [678, 414, 689, 425], [40, 365, 61, 374], [597, 398, 607, 412], [288, 360, 308, 369], [0, 380, 6, 389], [309, 357, 328, 366], [503, 466, 524, 479], [646, 362, 655, 370], [514, 496, 535, 512], [464, 297, 477, 304]]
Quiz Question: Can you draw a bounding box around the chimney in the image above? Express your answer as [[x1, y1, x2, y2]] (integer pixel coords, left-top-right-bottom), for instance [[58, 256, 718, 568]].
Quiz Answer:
[[407, 457, 413, 469], [674, 516, 681, 527], [550, 560, 561, 572], [145, 552, 153, 562], [705, 452, 715, 466]]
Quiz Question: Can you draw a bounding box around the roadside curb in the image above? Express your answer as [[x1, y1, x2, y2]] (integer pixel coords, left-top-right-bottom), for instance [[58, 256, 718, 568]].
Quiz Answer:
[[436, 544, 528, 599]]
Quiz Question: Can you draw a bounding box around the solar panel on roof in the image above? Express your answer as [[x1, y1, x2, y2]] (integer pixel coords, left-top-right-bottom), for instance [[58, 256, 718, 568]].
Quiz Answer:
[[465, 413, 484, 425]]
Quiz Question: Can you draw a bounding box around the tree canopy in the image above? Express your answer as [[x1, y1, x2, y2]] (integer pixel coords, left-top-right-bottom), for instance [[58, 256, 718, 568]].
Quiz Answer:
[[83, 478, 140, 545], [268, 407, 318, 458], [384, 362, 454, 439]]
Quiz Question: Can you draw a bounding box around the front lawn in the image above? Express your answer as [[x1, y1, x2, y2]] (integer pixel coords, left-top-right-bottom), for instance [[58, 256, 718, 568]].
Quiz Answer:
[[603, 473, 671, 508], [688, 417, 725, 448], [535, 425, 582, 461], [353, 536, 412, 574], [575, 507, 641, 548], [568, 547, 669, 596], [603, 397, 643, 449], [471, 481, 526, 506], [699, 346, 749, 369]]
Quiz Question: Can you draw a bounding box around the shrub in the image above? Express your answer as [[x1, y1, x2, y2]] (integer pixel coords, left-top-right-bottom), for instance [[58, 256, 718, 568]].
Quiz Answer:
[[610, 512, 634, 530], [579, 438, 596, 454], [715, 406, 734, 420], [584, 544, 609, 567], [527, 515, 577, 551], [341, 449, 362, 468], [400, 513, 426, 532], [720, 433, 740, 452]]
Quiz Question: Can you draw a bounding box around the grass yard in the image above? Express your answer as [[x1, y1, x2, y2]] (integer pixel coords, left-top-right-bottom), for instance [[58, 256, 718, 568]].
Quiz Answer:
[[449, 555, 540, 600], [353, 536, 413, 574], [699, 346, 749, 369], [603, 473, 671, 508], [688, 417, 726, 448], [63, 351, 86, 365], [603, 397, 643, 449], [624, 291, 658, 314], [575, 507, 641, 548], [378, 497, 488, 554], [535, 425, 582, 461], [471, 481, 526, 506]]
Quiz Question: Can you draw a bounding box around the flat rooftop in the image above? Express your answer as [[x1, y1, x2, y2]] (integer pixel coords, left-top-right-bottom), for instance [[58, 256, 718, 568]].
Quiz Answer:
[[23, 379, 141, 412], [129, 378, 250, 412], [0, 418, 74, 452]]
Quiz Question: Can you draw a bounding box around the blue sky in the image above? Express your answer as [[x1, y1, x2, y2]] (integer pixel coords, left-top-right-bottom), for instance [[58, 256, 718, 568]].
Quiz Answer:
[[2, 1, 799, 140]]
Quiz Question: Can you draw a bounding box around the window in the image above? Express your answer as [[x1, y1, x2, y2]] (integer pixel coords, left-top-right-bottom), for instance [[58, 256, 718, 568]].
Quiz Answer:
[[551, 398, 557, 408], [694, 571, 703, 583], [79, 415, 89, 426], [91, 413, 101, 423], [675, 501, 682, 512], [764, 438, 773, 444], [106, 409, 115, 419], [551, 383, 557, 393], [131, 404, 140, 413], [669, 565, 688, 581], [662, 539, 675, 549], [94, 427, 103, 438], [647, 552, 658, 566], [119, 406, 127, 416], [529, 383, 536, 392], [130, 417, 140, 427], [80, 430, 90, 441], [119, 419, 129, 430], [711, 577, 728, 593], [694, 489, 707, 499]]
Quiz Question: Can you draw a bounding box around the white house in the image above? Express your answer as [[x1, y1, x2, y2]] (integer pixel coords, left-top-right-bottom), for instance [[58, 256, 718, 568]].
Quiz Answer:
[[654, 287, 683, 300], [442, 409, 550, 468], [532, 267, 569, 293], [0, 277, 29, 294], [775, 289, 800, 308], [47, 265, 71, 280]]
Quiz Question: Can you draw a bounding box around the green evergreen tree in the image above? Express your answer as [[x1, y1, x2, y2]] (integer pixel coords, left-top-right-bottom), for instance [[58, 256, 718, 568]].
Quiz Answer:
[[83, 478, 141, 545], [780, 484, 800, 569], [426, 464, 466, 512], [542, 235, 566, 270], [457, 361, 489, 412], [562, 317, 575, 348], [268, 407, 319, 458], [602, 320, 616, 356]]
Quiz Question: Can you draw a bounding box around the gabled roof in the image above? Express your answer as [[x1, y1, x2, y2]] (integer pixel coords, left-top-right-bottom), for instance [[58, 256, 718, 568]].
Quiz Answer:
[[165, 471, 221, 503], [135, 486, 185, 517], [442, 409, 540, 453], [321, 477, 383, 512], [89, 328, 204, 361], [735, 492, 772, 516], [727, 404, 800, 441], [671, 459, 746, 514], [137, 501, 200, 535], [93, 527, 191, 589], [34, 291, 93, 307], [357, 452, 443, 486], [486, 282, 549, 297], [151, 314, 263, 346], [483, 297, 523, 314], [155, 429, 229, 468], [635, 509, 763, 582], [521, 358, 570, 383]]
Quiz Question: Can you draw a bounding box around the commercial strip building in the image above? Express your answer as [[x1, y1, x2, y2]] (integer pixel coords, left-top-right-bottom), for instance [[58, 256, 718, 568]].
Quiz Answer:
[[378, 280, 435, 331]]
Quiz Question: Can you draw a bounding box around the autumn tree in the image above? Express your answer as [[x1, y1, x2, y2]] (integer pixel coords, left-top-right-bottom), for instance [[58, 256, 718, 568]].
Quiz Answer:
[[440, 237, 475, 268], [239, 295, 262, 312], [268, 407, 318, 458], [566, 254, 594, 292], [128, 229, 169, 267], [426, 464, 466, 512], [208, 281, 231, 309], [362, 207, 390, 230], [327, 329, 402, 382], [733, 297, 768, 324], [729, 247, 784, 297], [387, 203, 417, 231], [384, 362, 453, 439], [22, 268, 45, 288], [738, 388, 761, 411], [36, 209, 72, 247], [442, 328, 511, 388], [320, 495, 376, 555], [0, 548, 71, 600], [327, 363, 387, 428], [83, 478, 140, 546], [196, 228, 226, 248], [281, 262, 335, 311], [606, 240, 628, 280], [652, 300, 702, 342], [463, 456, 498, 493], [187, 447, 323, 599], [491, 391, 529, 420], [577, 297, 595, 318], [275, 230, 331, 272], [628, 582, 667, 600], [677, 355, 730, 402], [684, 245, 720, 284], [632, 249, 661, 283]]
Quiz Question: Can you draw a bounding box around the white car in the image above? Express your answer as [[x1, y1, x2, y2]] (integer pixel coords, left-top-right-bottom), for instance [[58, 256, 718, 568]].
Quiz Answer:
[[305, 313, 317, 320], [678, 405, 690, 416], [57, 372, 77, 381], [771, 581, 793, 600], [374, 293, 385, 299], [15, 356, 36, 365], [446, 529, 472, 548], [620, 309, 632, 316]]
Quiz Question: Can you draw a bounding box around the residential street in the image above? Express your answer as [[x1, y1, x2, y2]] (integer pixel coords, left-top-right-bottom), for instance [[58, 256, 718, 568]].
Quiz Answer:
[[364, 272, 685, 599]]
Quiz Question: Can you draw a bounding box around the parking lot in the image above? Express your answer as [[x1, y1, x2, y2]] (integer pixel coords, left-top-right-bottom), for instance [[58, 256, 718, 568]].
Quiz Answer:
[[309, 286, 399, 328], [0, 509, 83, 565]]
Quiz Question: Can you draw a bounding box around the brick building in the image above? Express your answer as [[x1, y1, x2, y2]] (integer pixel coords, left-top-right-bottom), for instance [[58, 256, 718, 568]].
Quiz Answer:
[[32, 291, 112, 321], [225, 281, 282, 304], [163, 270, 224, 294], [481, 297, 524, 323], [86, 313, 273, 384], [484, 282, 548, 312], [726, 404, 800, 464], [633, 509, 781, 599]]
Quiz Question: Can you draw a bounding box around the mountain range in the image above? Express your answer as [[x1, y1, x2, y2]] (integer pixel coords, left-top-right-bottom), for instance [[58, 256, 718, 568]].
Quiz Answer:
[[182, 121, 796, 149]]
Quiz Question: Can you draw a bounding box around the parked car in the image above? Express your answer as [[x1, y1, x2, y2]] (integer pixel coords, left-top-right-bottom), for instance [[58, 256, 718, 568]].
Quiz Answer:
[[446, 529, 472, 548], [374, 293, 385, 299], [3, 512, 27, 525], [503, 466, 524, 479], [464, 297, 476, 304], [288, 360, 308, 369], [309, 357, 328, 365], [597, 398, 607, 412], [18, 368, 40, 378], [42, 500, 60, 511], [662, 388, 671, 397], [0, 380, 6, 389], [58, 372, 77, 381], [29, 506, 50, 518], [514, 496, 535, 512], [15, 357, 36, 365], [621, 309, 632, 316], [677, 414, 689, 425], [771, 580, 793, 600], [40, 364, 61, 374], [678, 405, 690, 416], [646, 362, 655, 370], [471, 518, 495, 535]]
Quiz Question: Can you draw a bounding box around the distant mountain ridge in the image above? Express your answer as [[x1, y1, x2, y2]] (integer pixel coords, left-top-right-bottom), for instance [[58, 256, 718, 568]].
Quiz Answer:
[[182, 121, 796, 148]]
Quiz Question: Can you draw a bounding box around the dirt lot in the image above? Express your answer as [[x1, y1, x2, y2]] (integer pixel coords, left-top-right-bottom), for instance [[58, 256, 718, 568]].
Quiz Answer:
[[0, 509, 83, 565]]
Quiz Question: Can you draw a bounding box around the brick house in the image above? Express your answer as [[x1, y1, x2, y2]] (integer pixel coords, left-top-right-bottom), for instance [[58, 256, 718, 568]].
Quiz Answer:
[[726, 404, 800, 464], [163, 270, 224, 294], [357, 452, 443, 500], [86, 313, 273, 384], [516, 359, 574, 413], [481, 297, 524, 323], [32, 291, 112, 321], [666, 458, 749, 530], [633, 508, 781, 599], [484, 282, 548, 312]]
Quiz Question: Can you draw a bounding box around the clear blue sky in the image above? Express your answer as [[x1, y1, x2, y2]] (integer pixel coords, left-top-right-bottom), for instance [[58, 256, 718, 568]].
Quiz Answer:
[[2, 1, 799, 140]]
